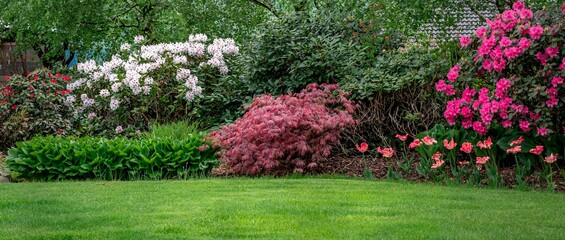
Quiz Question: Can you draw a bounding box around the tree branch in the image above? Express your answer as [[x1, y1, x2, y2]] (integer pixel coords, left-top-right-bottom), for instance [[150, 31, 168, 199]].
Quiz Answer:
[[461, 0, 488, 22], [248, 0, 278, 17]]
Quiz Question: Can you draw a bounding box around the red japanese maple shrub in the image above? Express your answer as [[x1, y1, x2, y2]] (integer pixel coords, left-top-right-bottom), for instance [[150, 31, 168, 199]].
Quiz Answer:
[[210, 83, 357, 175]]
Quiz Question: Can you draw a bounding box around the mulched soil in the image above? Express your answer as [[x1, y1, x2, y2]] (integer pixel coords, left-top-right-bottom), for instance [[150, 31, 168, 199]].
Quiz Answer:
[[213, 155, 565, 192]]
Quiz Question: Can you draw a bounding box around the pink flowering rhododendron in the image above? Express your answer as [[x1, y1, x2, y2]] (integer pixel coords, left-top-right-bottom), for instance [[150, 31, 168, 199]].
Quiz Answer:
[[519, 120, 530, 132], [476, 27, 487, 38], [551, 77, 563, 87], [460, 35, 472, 47], [537, 127, 548, 136], [435, 2, 564, 136], [518, 38, 531, 49], [528, 25, 544, 40], [535, 52, 548, 65], [545, 46, 560, 58], [446, 64, 461, 82]]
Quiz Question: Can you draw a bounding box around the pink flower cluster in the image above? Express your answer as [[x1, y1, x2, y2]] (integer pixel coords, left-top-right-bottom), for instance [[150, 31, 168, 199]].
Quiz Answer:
[[546, 75, 564, 108], [475, 3, 535, 72], [442, 84, 525, 135], [459, 36, 472, 47], [436, 65, 461, 96], [437, 2, 565, 135]]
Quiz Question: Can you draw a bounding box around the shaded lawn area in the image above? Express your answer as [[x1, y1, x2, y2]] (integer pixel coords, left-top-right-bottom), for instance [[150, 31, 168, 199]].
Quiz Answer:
[[1, 178, 564, 239]]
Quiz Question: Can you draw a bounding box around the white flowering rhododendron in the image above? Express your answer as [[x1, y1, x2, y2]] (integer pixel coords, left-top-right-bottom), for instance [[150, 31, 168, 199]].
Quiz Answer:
[[70, 34, 239, 135]]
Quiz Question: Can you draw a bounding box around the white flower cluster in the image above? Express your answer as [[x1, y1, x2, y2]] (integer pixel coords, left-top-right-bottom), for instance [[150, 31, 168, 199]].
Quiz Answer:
[[99, 89, 110, 98], [205, 38, 238, 74], [81, 93, 95, 107], [110, 97, 120, 111], [134, 35, 145, 44], [65, 95, 76, 105], [76, 60, 97, 73], [189, 34, 208, 42], [73, 34, 239, 111], [120, 43, 131, 51]]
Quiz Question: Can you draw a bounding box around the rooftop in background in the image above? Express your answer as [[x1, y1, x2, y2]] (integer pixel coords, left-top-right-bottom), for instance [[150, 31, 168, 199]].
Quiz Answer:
[[423, 3, 498, 39]]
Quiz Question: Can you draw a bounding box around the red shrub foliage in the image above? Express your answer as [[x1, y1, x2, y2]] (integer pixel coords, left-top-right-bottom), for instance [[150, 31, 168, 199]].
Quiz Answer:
[[210, 83, 357, 175]]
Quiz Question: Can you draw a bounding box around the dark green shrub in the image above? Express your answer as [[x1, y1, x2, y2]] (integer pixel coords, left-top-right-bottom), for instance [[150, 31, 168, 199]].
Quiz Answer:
[[0, 69, 75, 150], [245, 8, 357, 95], [6, 134, 219, 181], [340, 44, 456, 149]]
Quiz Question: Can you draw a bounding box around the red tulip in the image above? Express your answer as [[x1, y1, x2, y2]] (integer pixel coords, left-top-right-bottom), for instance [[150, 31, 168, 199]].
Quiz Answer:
[[529, 145, 543, 155], [544, 153, 558, 164], [460, 142, 473, 153], [443, 138, 457, 150], [509, 136, 524, 146], [422, 135, 437, 145], [395, 134, 408, 141], [409, 139, 422, 148], [356, 142, 368, 153], [377, 147, 394, 158]]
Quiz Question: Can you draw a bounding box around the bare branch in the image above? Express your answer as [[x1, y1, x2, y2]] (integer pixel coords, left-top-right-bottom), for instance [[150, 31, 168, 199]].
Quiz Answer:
[[461, 0, 488, 22], [248, 0, 278, 17]]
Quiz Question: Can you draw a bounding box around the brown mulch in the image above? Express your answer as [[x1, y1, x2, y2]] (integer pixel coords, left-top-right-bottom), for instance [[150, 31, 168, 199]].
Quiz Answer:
[[213, 155, 565, 191]]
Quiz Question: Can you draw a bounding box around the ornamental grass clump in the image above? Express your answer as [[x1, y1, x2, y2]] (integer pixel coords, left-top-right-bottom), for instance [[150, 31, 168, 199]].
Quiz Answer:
[[71, 34, 239, 135], [211, 83, 357, 175]]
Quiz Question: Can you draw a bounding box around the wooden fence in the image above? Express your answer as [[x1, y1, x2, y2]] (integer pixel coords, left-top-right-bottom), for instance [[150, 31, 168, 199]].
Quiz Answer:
[[0, 42, 41, 85]]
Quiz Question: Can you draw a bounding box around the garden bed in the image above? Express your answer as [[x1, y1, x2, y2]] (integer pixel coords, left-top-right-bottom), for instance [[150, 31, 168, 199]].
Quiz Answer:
[[213, 155, 565, 191]]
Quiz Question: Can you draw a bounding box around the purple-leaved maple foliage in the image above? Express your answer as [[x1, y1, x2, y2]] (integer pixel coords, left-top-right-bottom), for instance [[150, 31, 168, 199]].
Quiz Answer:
[[210, 83, 357, 175]]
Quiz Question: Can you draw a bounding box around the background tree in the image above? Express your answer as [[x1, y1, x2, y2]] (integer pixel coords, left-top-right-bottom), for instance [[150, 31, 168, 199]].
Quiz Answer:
[[0, 0, 268, 68]]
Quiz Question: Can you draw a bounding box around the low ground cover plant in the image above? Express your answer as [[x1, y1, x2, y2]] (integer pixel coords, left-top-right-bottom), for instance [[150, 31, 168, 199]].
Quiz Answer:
[[211, 83, 357, 175], [6, 133, 218, 181]]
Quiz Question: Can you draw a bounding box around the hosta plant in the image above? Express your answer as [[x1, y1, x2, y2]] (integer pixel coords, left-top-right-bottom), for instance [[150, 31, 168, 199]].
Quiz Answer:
[[6, 134, 219, 181]]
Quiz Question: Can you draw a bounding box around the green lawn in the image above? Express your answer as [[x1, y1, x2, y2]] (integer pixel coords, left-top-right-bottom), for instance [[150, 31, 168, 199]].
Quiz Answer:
[[1, 178, 564, 239]]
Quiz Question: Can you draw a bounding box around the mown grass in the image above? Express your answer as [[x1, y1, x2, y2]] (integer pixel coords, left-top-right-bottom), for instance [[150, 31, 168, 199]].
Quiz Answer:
[[0, 178, 564, 239]]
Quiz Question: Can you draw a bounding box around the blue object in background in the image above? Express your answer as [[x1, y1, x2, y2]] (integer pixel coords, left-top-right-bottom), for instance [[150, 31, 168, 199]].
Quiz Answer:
[[64, 49, 78, 67]]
